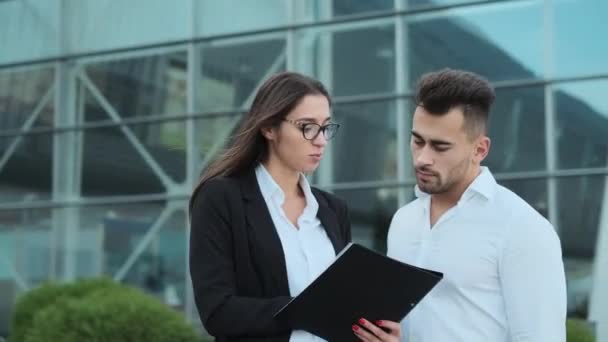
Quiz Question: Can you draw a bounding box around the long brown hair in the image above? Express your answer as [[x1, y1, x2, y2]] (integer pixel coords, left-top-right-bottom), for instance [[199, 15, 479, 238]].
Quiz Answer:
[[189, 71, 331, 209]]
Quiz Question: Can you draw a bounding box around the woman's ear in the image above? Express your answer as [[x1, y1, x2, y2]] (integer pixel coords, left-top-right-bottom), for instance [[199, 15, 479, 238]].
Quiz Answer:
[[260, 126, 275, 141]]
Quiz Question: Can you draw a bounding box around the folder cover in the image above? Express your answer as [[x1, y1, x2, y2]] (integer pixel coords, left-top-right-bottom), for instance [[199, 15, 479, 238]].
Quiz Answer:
[[274, 243, 443, 341]]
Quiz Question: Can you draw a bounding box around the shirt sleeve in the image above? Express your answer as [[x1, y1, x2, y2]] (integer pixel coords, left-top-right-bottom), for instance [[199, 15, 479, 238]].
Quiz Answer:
[[499, 215, 567, 342]]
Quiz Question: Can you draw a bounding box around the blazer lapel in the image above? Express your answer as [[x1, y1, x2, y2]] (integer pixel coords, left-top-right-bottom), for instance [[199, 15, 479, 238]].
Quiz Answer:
[[240, 170, 290, 296]]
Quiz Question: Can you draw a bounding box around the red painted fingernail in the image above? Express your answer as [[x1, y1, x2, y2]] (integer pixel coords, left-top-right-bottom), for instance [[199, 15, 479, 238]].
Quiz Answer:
[[359, 318, 366, 325], [352, 324, 359, 331], [376, 320, 383, 326]]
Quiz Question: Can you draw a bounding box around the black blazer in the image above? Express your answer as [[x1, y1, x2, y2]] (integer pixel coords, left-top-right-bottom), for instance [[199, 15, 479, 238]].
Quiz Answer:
[[189, 169, 351, 342]]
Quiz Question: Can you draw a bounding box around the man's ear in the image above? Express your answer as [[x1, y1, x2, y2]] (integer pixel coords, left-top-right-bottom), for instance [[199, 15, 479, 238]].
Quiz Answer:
[[474, 136, 491, 163]]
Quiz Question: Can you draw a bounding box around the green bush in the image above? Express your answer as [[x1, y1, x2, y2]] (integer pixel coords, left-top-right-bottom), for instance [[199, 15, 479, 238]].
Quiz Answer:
[[10, 278, 201, 342], [567, 318, 595, 342], [10, 277, 120, 342]]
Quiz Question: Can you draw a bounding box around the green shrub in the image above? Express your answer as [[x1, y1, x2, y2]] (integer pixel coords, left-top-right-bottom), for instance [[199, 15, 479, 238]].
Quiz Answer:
[[10, 277, 119, 342], [10, 278, 201, 342], [567, 318, 595, 342]]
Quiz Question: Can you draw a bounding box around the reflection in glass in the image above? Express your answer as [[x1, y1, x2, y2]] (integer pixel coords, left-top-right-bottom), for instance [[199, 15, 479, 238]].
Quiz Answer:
[[0, 0, 60, 64], [82, 125, 168, 196], [195, 114, 243, 173], [82, 120, 188, 194], [115, 208, 189, 310], [333, 187, 403, 253], [0, 132, 53, 203], [296, 0, 393, 21], [332, 101, 397, 183], [555, 81, 608, 170], [0, 68, 54, 132], [66, 201, 166, 279], [405, 0, 543, 85], [407, 0, 486, 8], [557, 176, 607, 317], [196, 0, 288, 36], [0, 201, 191, 324], [486, 86, 546, 173], [295, 22, 395, 97], [65, 0, 190, 54], [554, 0, 608, 77], [0, 208, 53, 287], [199, 36, 286, 111], [82, 52, 187, 121], [497, 178, 548, 219]]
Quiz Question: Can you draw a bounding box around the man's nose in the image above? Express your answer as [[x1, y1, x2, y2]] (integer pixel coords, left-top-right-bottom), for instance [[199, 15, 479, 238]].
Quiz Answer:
[[415, 146, 433, 167]]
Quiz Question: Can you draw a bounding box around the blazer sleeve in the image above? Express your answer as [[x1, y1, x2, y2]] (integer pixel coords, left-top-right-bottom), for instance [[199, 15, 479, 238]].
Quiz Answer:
[[189, 179, 292, 337]]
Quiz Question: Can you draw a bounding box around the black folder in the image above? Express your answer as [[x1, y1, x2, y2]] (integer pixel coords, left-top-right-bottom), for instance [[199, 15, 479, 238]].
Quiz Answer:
[[274, 243, 443, 341]]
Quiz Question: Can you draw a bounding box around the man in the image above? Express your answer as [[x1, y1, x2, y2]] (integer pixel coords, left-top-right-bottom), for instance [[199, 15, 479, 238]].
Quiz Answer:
[[387, 69, 567, 341]]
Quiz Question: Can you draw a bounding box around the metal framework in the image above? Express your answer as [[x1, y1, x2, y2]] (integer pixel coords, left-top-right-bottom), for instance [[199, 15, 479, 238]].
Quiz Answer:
[[0, 0, 606, 338]]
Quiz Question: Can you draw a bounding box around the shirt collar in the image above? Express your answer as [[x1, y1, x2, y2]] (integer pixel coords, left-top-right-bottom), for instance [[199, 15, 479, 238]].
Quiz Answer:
[[415, 166, 497, 202], [255, 163, 282, 203], [299, 174, 319, 218], [254, 164, 319, 217], [467, 166, 497, 201]]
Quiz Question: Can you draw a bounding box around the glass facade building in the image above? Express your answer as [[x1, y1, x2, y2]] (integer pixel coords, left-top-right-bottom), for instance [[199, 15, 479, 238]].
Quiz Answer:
[[0, 0, 607, 338]]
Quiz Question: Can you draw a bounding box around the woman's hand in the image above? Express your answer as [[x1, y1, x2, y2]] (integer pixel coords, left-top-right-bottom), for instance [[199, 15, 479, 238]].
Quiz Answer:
[[353, 318, 401, 342]]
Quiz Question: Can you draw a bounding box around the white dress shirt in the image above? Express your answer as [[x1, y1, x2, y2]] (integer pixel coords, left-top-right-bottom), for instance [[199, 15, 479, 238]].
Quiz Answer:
[[255, 164, 335, 342], [387, 167, 567, 342]]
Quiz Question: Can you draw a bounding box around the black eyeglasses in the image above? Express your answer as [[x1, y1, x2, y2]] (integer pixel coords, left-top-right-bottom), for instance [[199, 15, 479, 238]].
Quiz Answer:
[[284, 119, 340, 141]]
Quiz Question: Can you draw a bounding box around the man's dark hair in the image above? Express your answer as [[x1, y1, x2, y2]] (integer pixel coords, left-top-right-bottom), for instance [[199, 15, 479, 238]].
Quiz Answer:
[[415, 68, 495, 138]]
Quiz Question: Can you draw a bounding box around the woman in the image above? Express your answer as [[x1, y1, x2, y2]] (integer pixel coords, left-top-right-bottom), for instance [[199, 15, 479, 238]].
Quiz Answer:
[[189, 72, 400, 342]]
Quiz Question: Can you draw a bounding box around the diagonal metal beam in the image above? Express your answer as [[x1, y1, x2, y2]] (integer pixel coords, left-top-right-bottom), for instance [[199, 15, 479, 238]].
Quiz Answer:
[[242, 49, 286, 108], [197, 49, 287, 172], [0, 252, 28, 291], [77, 70, 175, 189], [113, 204, 175, 282], [197, 116, 240, 173], [0, 85, 53, 174]]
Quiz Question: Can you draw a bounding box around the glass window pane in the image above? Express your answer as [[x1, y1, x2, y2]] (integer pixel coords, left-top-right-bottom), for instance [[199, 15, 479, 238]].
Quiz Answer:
[[554, 0, 608, 77], [194, 115, 242, 170], [60, 201, 164, 278], [0, 132, 52, 203], [0, 1, 60, 64], [296, 0, 393, 21], [0, 207, 52, 334], [196, 0, 288, 37], [333, 187, 403, 253], [81, 121, 188, 196], [0, 68, 54, 132], [555, 80, 608, 170], [486, 86, 546, 173], [557, 175, 607, 316], [332, 100, 397, 183], [0, 201, 191, 328], [65, 0, 190, 54], [80, 203, 189, 309], [407, 0, 488, 9], [405, 0, 544, 86], [497, 178, 548, 219], [81, 51, 187, 122], [296, 21, 395, 97], [199, 36, 286, 111], [130, 121, 187, 184], [0, 208, 53, 287]]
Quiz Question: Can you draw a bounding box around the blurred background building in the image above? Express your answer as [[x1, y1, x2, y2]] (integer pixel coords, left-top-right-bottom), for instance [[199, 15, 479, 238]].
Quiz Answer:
[[0, 0, 606, 339]]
